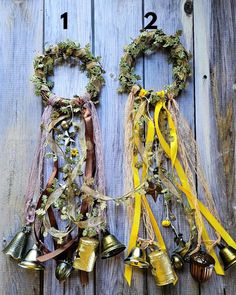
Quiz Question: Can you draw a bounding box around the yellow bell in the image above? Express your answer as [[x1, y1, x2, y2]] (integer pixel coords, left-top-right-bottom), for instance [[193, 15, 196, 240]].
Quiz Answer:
[[124, 245, 149, 268], [18, 244, 44, 270], [218, 244, 236, 271], [149, 250, 178, 286], [73, 237, 99, 272], [101, 231, 126, 259], [3, 225, 31, 260]]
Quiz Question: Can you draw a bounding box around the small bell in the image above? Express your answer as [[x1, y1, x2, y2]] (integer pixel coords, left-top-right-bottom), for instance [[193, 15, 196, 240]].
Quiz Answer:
[[218, 244, 236, 271], [61, 120, 69, 130], [124, 244, 149, 268], [55, 260, 73, 282], [171, 234, 187, 271], [101, 231, 126, 259], [149, 250, 178, 286], [171, 253, 184, 271], [18, 244, 44, 270], [190, 251, 215, 282], [73, 237, 99, 272], [3, 225, 31, 260]]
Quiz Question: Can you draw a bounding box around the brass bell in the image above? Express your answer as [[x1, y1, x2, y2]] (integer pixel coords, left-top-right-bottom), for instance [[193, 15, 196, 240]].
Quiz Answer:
[[190, 251, 215, 282], [149, 250, 178, 286], [124, 244, 149, 268], [61, 120, 69, 130], [18, 244, 44, 270], [171, 253, 184, 271], [73, 237, 99, 272], [55, 260, 73, 282], [101, 231, 126, 259], [171, 234, 186, 271], [218, 244, 236, 270], [3, 225, 31, 260]]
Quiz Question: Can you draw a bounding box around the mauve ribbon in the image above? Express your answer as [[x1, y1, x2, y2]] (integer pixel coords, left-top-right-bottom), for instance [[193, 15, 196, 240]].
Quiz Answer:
[[25, 95, 60, 224]]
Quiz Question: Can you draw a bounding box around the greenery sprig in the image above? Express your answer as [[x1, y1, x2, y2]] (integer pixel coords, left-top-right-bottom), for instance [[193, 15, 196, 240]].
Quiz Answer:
[[119, 29, 191, 100], [32, 40, 105, 104]]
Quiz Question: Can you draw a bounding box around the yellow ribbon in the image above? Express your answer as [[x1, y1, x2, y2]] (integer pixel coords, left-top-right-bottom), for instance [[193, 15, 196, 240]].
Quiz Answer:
[[124, 110, 167, 285], [154, 100, 236, 275]]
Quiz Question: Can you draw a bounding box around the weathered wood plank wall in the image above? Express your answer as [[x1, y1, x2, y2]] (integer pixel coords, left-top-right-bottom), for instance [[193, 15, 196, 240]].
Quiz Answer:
[[0, 0, 235, 295]]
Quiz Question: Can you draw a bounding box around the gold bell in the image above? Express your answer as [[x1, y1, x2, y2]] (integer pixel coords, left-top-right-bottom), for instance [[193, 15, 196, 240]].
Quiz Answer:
[[190, 251, 215, 282], [73, 237, 99, 272], [124, 244, 149, 268], [55, 260, 73, 282], [149, 250, 178, 286], [18, 244, 44, 270], [171, 253, 184, 271], [218, 244, 236, 270], [3, 225, 31, 260], [101, 231, 126, 259]]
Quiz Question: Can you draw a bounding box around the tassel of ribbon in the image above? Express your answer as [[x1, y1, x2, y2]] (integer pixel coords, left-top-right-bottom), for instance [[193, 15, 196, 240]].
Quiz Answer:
[[154, 100, 236, 275], [124, 103, 167, 286], [24, 95, 60, 224]]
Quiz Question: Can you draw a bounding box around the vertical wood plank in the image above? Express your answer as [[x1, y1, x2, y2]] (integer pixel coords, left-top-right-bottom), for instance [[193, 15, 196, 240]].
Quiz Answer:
[[93, 0, 144, 294], [195, 0, 236, 294], [0, 0, 43, 294], [43, 1, 94, 294], [143, 1, 198, 295]]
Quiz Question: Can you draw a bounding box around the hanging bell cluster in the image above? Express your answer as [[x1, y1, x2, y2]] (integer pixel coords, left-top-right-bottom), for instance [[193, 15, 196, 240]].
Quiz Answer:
[[73, 231, 126, 273], [124, 243, 177, 286], [3, 227, 236, 284], [3, 226, 44, 271]]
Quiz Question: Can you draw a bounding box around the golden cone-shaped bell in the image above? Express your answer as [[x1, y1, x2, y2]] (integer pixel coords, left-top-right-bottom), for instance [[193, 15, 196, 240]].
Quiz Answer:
[[218, 244, 236, 271], [190, 251, 215, 282], [149, 250, 178, 286], [18, 244, 44, 270], [73, 237, 99, 272], [55, 260, 73, 281], [101, 231, 126, 259], [3, 225, 31, 260], [124, 245, 149, 268]]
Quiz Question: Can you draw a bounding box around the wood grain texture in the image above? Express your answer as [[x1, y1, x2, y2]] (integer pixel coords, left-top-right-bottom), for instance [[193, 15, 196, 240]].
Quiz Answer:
[[0, 0, 43, 294], [0, 0, 235, 294], [195, 1, 236, 294], [93, 0, 145, 294]]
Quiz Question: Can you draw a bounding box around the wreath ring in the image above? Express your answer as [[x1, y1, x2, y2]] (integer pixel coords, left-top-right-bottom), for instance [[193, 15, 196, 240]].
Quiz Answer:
[[119, 29, 191, 103], [32, 40, 105, 105]]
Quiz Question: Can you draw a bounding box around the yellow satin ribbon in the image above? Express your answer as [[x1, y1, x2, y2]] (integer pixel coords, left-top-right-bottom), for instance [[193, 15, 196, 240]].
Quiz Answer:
[[154, 100, 236, 275], [124, 111, 167, 285]]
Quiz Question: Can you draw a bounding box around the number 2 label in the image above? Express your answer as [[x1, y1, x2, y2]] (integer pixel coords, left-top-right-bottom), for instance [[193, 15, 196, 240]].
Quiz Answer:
[[144, 12, 157, 30]]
